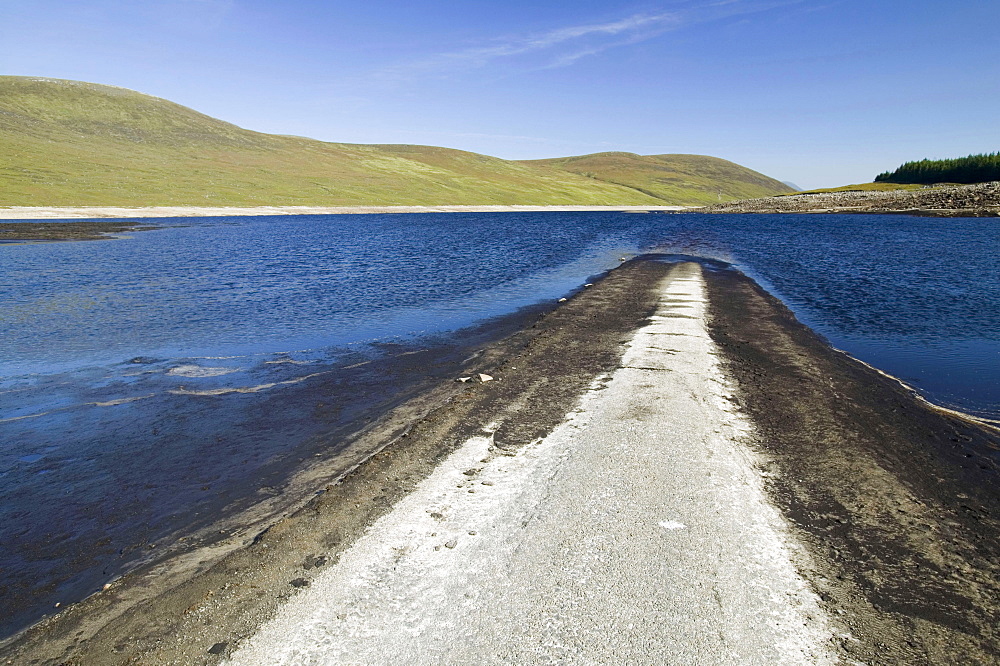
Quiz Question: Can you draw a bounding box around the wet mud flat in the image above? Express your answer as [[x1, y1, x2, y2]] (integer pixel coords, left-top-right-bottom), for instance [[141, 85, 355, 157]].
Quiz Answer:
[[0, 221, 162, 243], [2, 258, 999, 664]]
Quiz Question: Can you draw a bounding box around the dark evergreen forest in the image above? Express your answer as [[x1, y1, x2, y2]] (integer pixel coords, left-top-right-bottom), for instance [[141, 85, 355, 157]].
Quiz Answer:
[[876, 152, 1000, 184]]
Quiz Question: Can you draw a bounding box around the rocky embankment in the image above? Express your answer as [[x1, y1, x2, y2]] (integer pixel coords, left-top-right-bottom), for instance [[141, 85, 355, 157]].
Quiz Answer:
[[698, 181, 1000, 217]]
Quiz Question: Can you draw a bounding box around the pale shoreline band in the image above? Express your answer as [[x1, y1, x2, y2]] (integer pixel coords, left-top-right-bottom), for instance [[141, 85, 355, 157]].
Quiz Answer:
[[0, 204, 690, 220]]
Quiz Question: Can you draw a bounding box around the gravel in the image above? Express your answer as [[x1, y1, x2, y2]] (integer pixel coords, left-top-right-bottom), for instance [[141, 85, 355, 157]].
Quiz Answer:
[[697, 181, 1000, 217]]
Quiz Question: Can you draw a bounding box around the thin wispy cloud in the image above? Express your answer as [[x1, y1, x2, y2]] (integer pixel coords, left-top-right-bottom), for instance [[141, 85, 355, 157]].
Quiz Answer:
[[378, 12, 679, 79], [377, 1, 802, 80], [458, 12, 681, 63]]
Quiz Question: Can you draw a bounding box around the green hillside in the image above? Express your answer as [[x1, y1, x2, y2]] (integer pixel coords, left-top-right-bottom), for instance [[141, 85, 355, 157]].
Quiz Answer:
[[522, 152, 794, 205], [0, 77, 789, 207]]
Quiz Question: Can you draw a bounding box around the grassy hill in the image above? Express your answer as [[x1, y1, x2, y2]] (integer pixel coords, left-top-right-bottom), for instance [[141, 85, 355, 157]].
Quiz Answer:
[[0, 77, 790, 207], [522, 152, 794, 205]]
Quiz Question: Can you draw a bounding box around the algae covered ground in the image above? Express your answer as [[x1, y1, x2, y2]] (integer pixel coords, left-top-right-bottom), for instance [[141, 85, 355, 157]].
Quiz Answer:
[[0, 76, 792, 207]]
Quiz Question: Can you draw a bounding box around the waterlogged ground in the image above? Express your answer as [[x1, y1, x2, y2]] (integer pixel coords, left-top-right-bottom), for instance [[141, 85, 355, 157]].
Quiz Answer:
[[1, 211, 998, 638]]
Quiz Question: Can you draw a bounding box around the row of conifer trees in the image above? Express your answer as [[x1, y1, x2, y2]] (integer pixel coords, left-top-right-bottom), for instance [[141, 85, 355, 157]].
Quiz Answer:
[[875, 152, 1000, 184]]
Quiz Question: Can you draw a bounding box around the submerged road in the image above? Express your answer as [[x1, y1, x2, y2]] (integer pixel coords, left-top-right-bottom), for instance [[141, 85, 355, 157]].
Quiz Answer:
[[5, 257, 998, 665], [226, 264, 838, 664]]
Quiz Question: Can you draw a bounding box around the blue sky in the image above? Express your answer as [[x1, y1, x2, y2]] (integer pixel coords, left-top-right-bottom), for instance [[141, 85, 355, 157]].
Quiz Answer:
[[2, 0, 998, 189]]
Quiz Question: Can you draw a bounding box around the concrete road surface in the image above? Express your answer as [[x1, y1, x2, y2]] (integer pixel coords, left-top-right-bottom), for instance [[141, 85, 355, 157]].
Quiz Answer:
[[226, 262, 840, 665]]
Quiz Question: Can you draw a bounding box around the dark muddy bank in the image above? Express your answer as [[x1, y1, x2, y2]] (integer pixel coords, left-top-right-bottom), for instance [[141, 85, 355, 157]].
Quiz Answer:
[[0, 220, 163, 243], [706, 267, 1000, 665]]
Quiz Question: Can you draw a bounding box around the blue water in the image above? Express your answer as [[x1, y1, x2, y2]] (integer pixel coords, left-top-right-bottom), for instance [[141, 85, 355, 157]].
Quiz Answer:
[[1, 211, 998, 636]]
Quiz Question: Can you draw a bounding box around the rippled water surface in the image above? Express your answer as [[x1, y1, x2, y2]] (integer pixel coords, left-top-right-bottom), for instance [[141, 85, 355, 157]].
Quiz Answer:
[[1, 211, 998, 636]]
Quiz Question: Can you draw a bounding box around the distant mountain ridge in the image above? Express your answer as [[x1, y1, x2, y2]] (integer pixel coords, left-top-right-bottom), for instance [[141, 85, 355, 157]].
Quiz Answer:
[[0, 76, 793, 207]]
